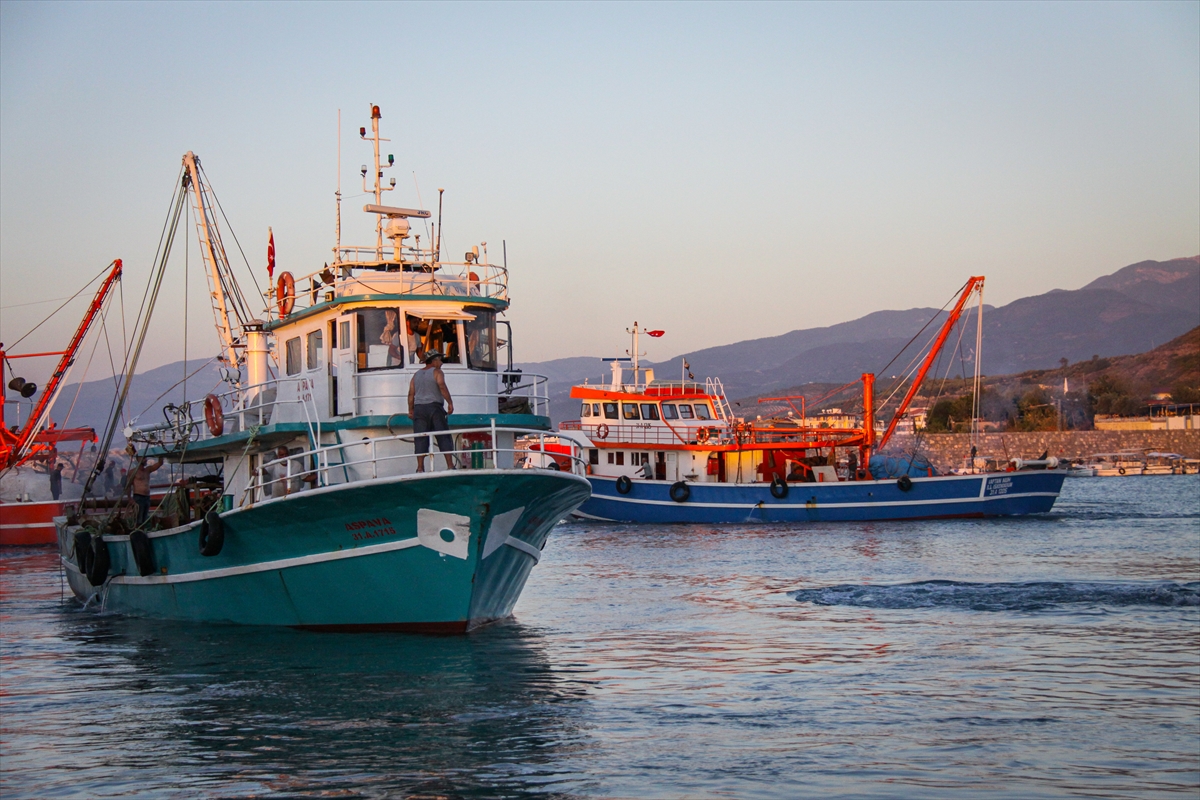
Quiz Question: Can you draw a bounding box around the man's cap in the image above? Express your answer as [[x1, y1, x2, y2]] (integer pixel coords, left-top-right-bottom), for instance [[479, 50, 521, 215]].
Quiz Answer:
[[423, 350, 444, 363]]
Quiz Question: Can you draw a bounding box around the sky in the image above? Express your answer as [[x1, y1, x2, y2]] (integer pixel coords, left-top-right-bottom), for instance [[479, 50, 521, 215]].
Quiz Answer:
[[1, 0, 1197, 387]]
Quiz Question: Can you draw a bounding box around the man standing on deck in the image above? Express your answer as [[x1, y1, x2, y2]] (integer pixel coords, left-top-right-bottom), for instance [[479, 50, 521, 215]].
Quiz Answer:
[[127, 449, 163, 527], [49, 462, 63, 500], [408, 351, 455, 472], [101, 462, 117, 498]]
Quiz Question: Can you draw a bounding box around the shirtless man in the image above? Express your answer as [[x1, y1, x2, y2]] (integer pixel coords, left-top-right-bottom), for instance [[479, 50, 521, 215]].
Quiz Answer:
[[128, 453, 164, 526]]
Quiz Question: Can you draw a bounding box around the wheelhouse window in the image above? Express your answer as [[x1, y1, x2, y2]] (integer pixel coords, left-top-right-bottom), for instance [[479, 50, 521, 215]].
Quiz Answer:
[[306, 330, 323, 370], [581, 403, 591, 418], [622, 403, 640, 420], [407, 315, 462, 365], [639, 403, 660, 421], [662, 404, 679, 420], [285, 337, 301, 376], [679, 404, 695, 420], [603, 402, 618, 420], [694, 404, 712, 420], [592, 403, 600, 416], [357, 308, 404, 370], [464, 308, 497, 371], [339, 321, 351, 350]]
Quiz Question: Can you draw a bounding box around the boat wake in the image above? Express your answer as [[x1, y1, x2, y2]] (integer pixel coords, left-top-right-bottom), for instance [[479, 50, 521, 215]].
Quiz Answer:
[[790, 580, 1200, 611]]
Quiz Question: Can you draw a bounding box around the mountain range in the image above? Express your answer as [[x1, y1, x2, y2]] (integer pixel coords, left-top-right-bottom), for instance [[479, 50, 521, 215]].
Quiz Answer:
[[27, 256, 1200, 435], [520, 256, 1199, 422]]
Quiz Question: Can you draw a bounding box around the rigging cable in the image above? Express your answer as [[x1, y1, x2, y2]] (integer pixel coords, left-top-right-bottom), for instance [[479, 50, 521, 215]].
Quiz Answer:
[[6, 263, 112, 350], [872, 278, 970, 382], [84, 173, 189, 496], [60, 290, 117, 428], [203, 163, 265, 319]]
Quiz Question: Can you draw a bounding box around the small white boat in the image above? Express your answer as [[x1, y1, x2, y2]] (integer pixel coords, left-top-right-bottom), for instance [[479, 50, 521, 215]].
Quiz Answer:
[[1142, 453, 1177, 476], [1064, 461, 1097, 478], [1085, 453, 1144, 477]]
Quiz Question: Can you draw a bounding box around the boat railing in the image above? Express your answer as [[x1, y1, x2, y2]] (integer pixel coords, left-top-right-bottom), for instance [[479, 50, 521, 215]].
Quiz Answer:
[[705, 377, 735, 423], [570, 421, 731, 446], [324, 255, 508, 302], [496, 371, 550, 417], [243, 423, 582, 507], [129, 378, 323, 452]]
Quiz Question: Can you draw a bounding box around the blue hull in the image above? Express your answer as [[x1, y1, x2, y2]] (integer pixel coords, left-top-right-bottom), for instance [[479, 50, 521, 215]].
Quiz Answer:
[[576, 471, 1066, 523], [59, 469, 590, 631]]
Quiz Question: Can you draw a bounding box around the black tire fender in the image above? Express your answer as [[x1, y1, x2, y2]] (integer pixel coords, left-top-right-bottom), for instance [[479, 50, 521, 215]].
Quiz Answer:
[[73, 530, 94, 576], [770, 477, 788, 499], [199, 509, 225, 557], [86, 534, 110, 586], [1118, 467, 1126, 475], [615, 475, 633, 495], [669, 481, 691, 503], [130, 530, 157, 577], [897, 475, 914, 492]]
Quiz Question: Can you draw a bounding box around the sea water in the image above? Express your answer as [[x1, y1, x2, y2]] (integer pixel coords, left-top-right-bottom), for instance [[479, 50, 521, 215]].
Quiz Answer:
[[1, 476, 1197, 799]]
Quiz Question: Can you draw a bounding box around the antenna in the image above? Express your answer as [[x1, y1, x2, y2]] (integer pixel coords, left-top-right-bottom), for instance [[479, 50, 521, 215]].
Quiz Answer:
[[335, 108, 341, 257], [436, 188, 444, 264]]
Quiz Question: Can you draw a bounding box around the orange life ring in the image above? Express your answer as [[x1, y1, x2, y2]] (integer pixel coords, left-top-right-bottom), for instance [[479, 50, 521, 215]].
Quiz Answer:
[[203, 394, 224, 436], [696, 427, 711, 445], [277, 271, 295, 316], [595, 424, 610, 440]]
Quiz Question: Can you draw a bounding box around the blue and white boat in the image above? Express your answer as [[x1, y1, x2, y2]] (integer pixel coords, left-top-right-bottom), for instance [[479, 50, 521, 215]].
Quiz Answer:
[[58, 105, 590, 631], [558, 281, 1067, 523]]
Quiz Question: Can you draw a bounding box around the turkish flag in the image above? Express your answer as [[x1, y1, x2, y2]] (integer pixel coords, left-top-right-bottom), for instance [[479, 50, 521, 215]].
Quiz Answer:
[[267, 228, 276, 279], [647, 330, 665, 338]]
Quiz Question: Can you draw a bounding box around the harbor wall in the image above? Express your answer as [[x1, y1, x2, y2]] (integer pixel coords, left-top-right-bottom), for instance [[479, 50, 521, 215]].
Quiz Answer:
[[883, 431, 1200, 468]]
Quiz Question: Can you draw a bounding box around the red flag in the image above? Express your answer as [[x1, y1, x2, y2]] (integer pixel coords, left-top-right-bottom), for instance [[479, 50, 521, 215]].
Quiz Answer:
[[647, 330, 665, 338], [267, 227, 276, 279]]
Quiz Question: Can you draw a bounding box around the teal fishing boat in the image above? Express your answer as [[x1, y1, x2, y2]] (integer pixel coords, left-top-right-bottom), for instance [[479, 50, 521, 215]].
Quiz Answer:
[[58, 105, 590, 631]]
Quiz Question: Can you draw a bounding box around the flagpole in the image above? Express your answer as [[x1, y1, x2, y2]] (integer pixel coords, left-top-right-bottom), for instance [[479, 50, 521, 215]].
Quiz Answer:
[[267, 226, 275, 320]]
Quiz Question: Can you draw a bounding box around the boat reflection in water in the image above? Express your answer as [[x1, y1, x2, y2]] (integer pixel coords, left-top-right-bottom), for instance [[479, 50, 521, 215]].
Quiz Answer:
[[51, 599, 590, 797]]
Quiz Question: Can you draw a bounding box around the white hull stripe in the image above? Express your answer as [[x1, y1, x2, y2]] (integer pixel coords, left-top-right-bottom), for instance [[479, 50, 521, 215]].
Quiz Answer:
[[589, 491, 1059, 510], [1, 522, 56, 530], [73, 531, 541, 587], [112, 536, 424, 585]]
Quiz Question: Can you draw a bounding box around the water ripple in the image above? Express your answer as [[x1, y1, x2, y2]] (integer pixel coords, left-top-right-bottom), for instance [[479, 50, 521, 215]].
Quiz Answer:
[[791, 580, 1200, 611]]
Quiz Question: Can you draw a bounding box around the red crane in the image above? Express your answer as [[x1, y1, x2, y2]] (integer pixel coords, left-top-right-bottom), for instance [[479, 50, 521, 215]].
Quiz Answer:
[[875, 275, 985, 452], [1, 259, 123, 471]]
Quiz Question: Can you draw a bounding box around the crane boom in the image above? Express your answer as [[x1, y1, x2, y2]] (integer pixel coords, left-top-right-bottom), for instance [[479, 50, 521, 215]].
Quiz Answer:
[[876, 276, 985, 452], [1, 259, 123, 470], [182, 152, 247, 368]]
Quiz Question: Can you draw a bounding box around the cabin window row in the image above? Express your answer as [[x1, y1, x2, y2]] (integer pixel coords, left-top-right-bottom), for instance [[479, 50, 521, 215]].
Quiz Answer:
[[580, 401, 713, 421], [604, 451, 650, 466], [284, 307, 497, 376]]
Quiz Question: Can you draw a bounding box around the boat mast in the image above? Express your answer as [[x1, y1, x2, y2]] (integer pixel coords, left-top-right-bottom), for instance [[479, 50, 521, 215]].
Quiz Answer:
[[182, 152, 247, 369], [970, 282, 984, 454], [876, 276, 986, 452], [362, 104, 396, 261], [626, 322, 644, 385]]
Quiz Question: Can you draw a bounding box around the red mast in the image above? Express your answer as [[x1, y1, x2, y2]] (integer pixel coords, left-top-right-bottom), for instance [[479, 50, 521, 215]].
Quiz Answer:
[[1, 259, 122, 470], [875, 276, 984, 452]]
